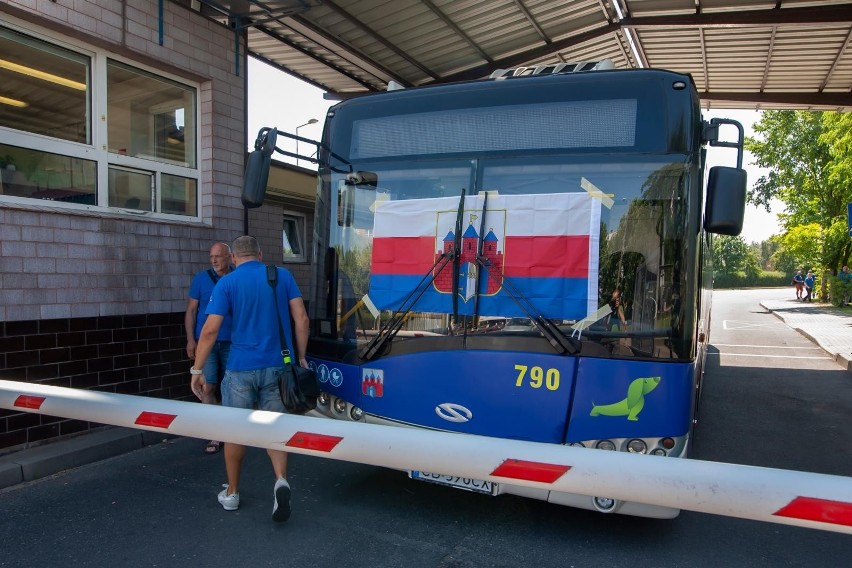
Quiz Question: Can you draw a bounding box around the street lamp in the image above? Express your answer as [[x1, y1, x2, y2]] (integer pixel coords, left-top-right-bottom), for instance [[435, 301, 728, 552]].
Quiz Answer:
[[295, 118, 318, 167]]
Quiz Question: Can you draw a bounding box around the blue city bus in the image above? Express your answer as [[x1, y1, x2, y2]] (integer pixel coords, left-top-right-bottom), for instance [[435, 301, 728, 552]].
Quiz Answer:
[[245, 62, 746, 518]]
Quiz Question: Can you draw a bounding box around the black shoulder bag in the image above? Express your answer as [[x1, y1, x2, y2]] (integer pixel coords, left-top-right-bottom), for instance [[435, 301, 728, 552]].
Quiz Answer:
[[266, 264, 320, 414]]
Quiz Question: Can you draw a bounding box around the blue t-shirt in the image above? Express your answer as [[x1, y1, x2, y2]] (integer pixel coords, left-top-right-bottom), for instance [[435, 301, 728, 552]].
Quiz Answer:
[[188, 269, 232, 341], [206, 260, 302, 371]]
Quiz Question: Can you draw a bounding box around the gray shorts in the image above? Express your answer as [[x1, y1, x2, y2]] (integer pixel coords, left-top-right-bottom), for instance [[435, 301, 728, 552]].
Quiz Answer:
[[221, 367, 285, 412]]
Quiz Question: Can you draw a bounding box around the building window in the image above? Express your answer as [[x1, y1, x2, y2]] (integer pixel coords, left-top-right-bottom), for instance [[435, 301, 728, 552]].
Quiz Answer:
[[0, 27, 90, 144], [0, 23, 200, 219], [107, 166, 152, 210], [107, 61, 196, 169], [161, 173, 198, 216], [282, 212, 307, 263], [0, 144, 96, 204]]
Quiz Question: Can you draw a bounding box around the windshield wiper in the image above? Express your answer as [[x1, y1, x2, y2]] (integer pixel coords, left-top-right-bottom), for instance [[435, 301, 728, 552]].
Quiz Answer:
[[472, 193, 580, 355], [451, 189, 466, 325], [359, 189, 467, 361], [471, 191, 488, 324]]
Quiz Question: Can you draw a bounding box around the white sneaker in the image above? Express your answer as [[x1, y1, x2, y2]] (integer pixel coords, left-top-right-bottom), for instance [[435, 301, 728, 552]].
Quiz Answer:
[[218, 484, 239, 511], [272, 477, 291, 522]]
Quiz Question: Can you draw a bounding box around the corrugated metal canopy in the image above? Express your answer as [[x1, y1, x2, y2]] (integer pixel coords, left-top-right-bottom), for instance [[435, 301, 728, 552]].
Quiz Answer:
[[179, 0, 852, 110]]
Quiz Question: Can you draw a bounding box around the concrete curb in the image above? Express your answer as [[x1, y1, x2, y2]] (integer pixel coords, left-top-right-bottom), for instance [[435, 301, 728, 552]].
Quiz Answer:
[[834, 352, 852, 373], [0, 427, 171, 490]]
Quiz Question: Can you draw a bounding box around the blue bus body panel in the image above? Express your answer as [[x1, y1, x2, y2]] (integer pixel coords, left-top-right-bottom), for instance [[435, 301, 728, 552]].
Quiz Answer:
[[310, 351, 577, 443], [566, 358, 693, 442], [309, 353, 694, 444]]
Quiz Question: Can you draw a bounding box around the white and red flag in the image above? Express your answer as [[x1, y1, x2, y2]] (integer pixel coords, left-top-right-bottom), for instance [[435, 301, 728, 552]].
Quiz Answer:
[[369, 192, 600, 320]]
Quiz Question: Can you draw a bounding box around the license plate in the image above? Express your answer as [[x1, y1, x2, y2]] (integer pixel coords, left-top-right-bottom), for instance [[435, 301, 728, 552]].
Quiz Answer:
[[409, 471, 497, 495]]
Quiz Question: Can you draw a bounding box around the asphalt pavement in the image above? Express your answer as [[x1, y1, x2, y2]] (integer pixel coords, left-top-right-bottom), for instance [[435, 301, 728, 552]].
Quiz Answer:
[[2, 289, 850, 491]]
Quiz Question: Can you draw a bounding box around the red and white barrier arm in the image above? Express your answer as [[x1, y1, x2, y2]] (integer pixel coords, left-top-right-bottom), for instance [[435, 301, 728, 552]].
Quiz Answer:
[[1, 379, 851, 534]]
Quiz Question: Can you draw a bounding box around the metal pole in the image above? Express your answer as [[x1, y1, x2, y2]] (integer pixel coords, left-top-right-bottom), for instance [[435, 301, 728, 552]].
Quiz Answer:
[[295, 118, 318, 167]]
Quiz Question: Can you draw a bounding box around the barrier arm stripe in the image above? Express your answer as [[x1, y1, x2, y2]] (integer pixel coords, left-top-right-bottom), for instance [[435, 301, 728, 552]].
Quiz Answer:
[[14, 395, 45, 410], [286, 431, 343, 452], [774, 497, 852, 527], [1, 379, 851, 535], [491, 459, 571, 483], [135, 411, 178, 429]]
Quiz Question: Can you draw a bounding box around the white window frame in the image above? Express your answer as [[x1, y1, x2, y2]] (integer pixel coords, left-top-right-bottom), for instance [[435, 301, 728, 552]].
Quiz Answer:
[[282, 211, 308, 263], [0, 16, 202, 221]]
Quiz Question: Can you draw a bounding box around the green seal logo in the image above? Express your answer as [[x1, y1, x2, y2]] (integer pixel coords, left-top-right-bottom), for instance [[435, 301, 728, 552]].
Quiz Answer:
[[590, 376, 661, 421]]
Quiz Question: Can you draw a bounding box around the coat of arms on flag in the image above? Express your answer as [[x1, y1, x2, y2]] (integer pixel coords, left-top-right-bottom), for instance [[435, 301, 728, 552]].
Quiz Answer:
[[433, 211, 506, 302], [369, 192, 601, 320]]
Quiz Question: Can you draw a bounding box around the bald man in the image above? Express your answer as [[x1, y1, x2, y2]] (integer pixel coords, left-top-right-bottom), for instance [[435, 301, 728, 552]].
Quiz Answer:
[[185, 242, 233, 454]]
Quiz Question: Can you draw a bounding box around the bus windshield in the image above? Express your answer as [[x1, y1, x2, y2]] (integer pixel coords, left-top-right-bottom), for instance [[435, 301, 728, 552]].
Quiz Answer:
[[311, 153, 695, 361]]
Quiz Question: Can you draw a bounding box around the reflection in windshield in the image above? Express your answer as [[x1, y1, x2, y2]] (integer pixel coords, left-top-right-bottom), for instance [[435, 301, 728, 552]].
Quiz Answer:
[[310, 157, 691, 360]]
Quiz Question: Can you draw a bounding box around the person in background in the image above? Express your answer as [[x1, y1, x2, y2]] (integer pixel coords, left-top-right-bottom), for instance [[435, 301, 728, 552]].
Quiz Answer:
[[190, 236, 310, 523], [791, 269, 804, 300], [839, 265, 851, 306], [803, 270, 816, 303], [609, 287, 628, 330], [185, 242, 233, 454]]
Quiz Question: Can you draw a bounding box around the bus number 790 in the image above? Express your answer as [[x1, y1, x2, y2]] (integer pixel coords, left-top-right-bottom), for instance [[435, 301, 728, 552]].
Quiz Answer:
[[514, 364, 560, 391]]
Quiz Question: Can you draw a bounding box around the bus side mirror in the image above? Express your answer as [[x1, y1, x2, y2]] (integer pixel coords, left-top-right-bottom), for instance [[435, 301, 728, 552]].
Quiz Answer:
[[242, 127, 278, 208], [704, 166, 746, 236]]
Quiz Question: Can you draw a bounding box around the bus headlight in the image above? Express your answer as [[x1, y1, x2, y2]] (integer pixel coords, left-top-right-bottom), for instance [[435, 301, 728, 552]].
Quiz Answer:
[[651, 448, 667, 456], [595, 440, 616, 451], [627, 439, 647, 454], [350, 406, 364, 421], [318, 392, 330, 406], [333, 397, 347, 414]]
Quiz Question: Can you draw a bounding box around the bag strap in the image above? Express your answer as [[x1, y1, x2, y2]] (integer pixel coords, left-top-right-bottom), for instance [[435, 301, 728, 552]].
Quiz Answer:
[[206, 268, 220, 285], [266, 264, 293, 365]]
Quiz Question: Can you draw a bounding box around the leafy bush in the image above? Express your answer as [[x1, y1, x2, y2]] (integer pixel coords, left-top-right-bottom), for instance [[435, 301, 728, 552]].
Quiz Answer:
[[828, 276, 852, 307], [713, 270, 790, 289]]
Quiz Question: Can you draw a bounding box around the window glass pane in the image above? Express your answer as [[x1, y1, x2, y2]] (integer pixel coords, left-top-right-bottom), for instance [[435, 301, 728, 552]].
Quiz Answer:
[[107, 60, 196, 168], [282, 214, 305, 261], [161, 173, 197, 216], [0, 143, 95, 204], [108, 166, 152, 210], [0, 27, 90, 143]]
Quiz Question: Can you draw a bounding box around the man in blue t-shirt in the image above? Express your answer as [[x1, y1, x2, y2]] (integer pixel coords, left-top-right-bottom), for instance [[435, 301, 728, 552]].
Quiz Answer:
[[184, 242, 233, 454], [803, 270, 816, 302], [190, 236, 310, 523]]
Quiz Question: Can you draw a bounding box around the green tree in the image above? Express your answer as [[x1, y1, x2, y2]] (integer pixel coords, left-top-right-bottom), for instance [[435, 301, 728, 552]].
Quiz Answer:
[[759, 239, 779, 270], [746, 110, 852, 297], [821, 112, 852, 270], [777, 224, 822, 272], [713, 235, 759, 276], [768, 235, 799, 275]]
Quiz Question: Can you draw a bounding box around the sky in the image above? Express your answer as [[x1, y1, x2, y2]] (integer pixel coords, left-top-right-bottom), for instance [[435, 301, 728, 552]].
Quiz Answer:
[[247, 59, 783, 243]]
